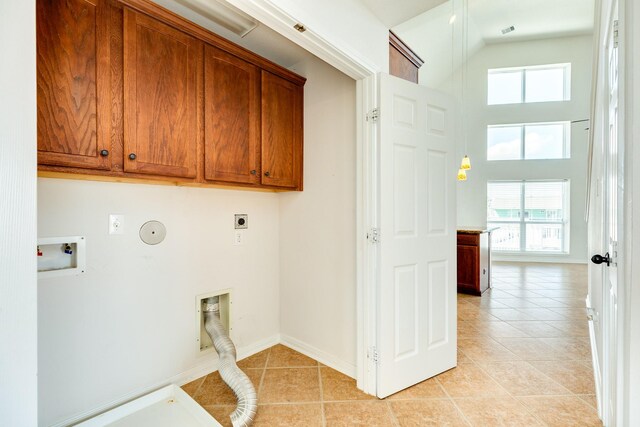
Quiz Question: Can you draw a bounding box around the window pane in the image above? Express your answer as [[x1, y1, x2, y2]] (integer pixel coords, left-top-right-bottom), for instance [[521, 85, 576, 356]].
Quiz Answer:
[[524, 181, 564, 222], [490, 223, 521, 251], [524, 123, 568, 159], [525, 67, 566, 102], [526, 223, 563, 251], [487, 182, 522, 221], [488, 70, 523, 105], [488, 126, 522, 160]]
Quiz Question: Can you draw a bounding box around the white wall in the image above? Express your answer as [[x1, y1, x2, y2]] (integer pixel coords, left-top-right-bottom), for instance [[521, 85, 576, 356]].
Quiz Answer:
[[393, 0, 483, 89], [279, 56, 358, 375], [0, 1, 38, 425], [456, 35, 592, 263], [38, 181, 281, 425]]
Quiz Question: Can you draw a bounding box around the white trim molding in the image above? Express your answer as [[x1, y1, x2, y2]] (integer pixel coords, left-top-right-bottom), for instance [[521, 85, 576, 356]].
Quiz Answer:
[[221, 0, 381, 395], [224, 0, 378, 79], [280, 334, 357, 378]]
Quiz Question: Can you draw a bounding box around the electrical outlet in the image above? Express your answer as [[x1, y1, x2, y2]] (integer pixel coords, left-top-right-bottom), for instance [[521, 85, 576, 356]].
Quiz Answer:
[[109, 214, 124, 235]]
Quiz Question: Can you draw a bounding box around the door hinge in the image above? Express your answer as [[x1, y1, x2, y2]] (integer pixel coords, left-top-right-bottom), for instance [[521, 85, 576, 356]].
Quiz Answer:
[[369, 346, 379, 364], [367, 227, 379, 244], [366, 108, 379, 123], [614, 20, 619, 48]]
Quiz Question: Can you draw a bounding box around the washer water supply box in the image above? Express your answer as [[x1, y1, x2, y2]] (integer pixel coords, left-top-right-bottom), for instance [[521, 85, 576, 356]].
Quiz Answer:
[[37, 236, 86, 278]]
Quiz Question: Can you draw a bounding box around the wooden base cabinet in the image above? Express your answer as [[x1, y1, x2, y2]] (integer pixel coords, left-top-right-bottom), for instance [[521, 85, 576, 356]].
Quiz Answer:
[[457, 231, 492, 296], [36, 0, 306, 191]]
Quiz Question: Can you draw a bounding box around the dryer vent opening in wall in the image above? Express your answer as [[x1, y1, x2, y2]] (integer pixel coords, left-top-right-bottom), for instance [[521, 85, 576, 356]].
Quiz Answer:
[[196, 291, 231, 352]]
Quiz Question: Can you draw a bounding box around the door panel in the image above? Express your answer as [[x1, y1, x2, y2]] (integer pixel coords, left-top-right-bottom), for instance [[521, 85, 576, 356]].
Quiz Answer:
[[427, 150, 448, 234], [204, 45, 260, 184], [37, 0, 111, 170], [427, 260, 449, 348], [603, 5, 621, 423], [261, 71, 303, 189], [377, 73, 456, 398], [394, 264, 419, 359], [123, 9, 201, 178]]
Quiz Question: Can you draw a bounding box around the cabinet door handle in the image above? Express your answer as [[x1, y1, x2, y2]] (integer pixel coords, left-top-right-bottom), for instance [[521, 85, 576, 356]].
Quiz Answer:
[[250, 170, 257, 175], [264, 171, 270, 177], [128, 153, 137, 160], [100, 149, 109, 157]]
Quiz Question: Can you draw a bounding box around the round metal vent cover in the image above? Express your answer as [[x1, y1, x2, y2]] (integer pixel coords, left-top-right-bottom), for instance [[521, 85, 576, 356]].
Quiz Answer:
[[139, 220, 166, 245]]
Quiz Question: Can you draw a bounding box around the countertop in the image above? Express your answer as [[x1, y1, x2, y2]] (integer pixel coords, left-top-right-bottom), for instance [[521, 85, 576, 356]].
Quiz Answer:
[[457, 226, 499, 235]]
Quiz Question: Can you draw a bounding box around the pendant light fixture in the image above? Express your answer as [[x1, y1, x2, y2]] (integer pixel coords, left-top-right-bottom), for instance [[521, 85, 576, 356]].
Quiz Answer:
[[457, 168, 467, 181], [457, 0, 471, 181]]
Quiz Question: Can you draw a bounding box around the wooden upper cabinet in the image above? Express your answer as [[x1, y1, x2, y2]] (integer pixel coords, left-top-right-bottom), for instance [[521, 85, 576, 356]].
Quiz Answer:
[[389, 30, 424, 84], [37, 0, 111, 170], [123, 9, 202, 178], [261, 71, 303, 189], [204, 46, 260, 184]]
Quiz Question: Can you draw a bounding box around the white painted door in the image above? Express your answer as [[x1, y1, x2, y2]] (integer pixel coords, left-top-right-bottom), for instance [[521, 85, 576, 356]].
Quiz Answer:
[[601, 4, 622, 424], [376, 73, 457, 398]]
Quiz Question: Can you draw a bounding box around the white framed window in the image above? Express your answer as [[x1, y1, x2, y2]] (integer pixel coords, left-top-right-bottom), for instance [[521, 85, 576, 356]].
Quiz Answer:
[[487, 121, 571, 160], [487, 180, 570, 253], [487, 63, 571, 105]]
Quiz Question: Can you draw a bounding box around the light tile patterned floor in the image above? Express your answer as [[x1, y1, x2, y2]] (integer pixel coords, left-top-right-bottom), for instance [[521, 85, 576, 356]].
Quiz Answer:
[[183, 262, 602, 426]]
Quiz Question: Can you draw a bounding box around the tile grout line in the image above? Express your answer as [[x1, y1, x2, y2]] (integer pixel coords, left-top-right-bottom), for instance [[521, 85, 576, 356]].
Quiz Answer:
[[190, 375, 207, 399], [256, 347, 272, 406], [460, 310, 550, 426], [473, 266, 595, 426], [384, 399, 401, 427], [317, 364, 326, 427], [433, 376, 473, 427]]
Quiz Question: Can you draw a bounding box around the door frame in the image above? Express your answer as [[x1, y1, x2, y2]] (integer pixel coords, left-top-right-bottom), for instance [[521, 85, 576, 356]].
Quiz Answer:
[[600, 1, 622, 423], [227, 0, 640, 412], [224, 0, 380, 394], [590, 0, 638, 424]]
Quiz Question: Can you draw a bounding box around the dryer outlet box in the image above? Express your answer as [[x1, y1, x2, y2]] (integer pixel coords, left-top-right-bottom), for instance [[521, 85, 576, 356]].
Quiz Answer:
[[234, 214, 248, 229]]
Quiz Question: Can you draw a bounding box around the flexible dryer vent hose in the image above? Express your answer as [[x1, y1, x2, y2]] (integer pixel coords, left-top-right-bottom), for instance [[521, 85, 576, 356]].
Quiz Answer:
[[203, 298, 257, 427]]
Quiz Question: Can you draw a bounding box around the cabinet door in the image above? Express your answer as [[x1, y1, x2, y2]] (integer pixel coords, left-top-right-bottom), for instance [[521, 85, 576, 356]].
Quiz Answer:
[[204, 46, 260, 184], [123, 9, 201, 178], [37, 0, 111, 170], [261, 71, 303, 189], [457, 244, 479, 293]]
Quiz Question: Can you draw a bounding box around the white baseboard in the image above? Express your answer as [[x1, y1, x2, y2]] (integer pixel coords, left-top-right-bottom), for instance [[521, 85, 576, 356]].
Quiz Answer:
[[279, 333, 357, 378], [52, 334, 280, 427], [586, 295, 603, 420]]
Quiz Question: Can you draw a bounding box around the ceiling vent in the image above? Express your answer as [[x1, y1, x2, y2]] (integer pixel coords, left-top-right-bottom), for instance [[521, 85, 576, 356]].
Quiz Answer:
[[501, 25, 516, 35]]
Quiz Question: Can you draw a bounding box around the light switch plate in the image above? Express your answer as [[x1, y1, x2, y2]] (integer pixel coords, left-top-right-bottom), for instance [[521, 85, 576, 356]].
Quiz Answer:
[[109, 214, 124, 235]]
